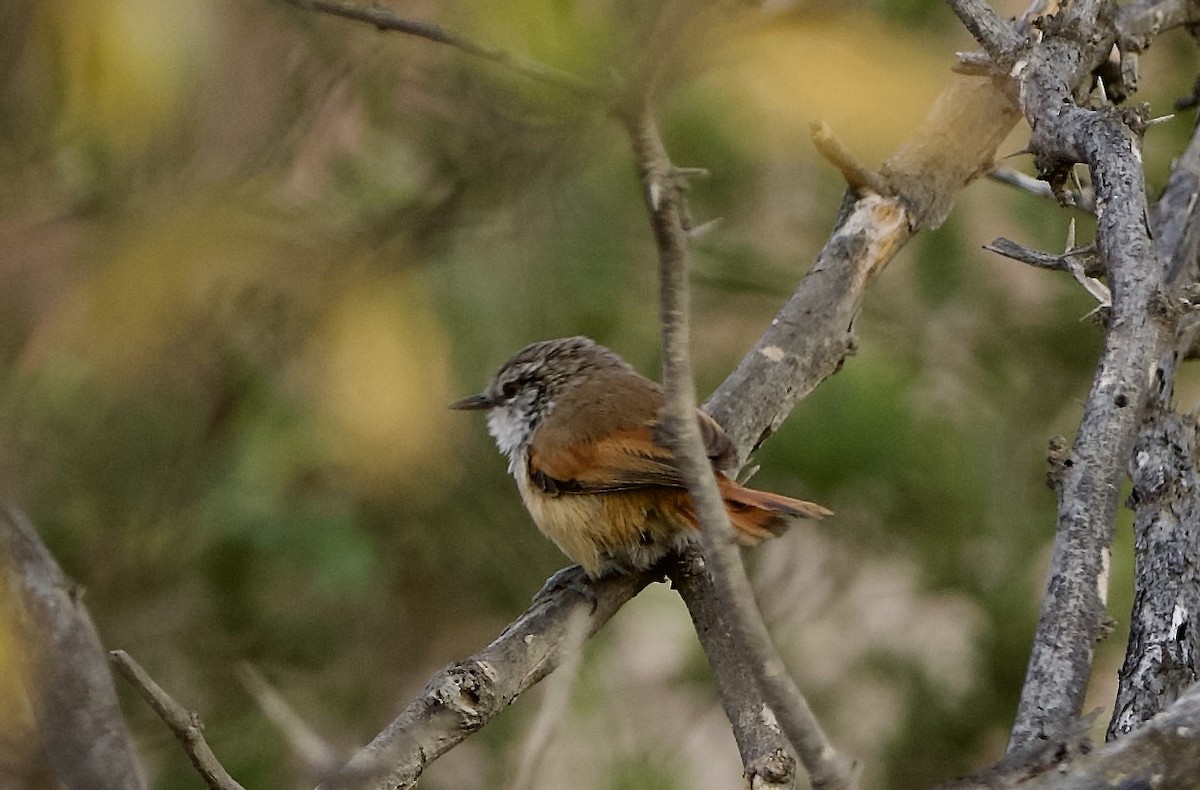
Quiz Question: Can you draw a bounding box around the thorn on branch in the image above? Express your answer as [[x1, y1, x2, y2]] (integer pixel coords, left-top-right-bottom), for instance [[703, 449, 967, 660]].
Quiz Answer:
[[687, 217, 722, 241]]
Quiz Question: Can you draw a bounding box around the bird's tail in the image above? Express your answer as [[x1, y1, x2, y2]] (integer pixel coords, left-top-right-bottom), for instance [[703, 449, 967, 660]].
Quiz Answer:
[[716, 476, 833, 543]]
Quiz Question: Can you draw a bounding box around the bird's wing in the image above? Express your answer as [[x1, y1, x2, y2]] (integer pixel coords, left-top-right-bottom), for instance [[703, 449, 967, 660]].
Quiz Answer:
[[528, 373, 738, 495]]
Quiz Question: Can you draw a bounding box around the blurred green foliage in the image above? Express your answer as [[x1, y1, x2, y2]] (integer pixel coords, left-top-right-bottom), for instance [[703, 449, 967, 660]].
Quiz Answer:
[[1, 0, 1197, 788]]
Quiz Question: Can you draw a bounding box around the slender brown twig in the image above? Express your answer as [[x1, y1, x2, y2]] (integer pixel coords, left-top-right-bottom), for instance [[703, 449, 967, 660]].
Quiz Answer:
[[109, 650, 245, 790], [624, 103, 859, 790], [277, 0, 605, 97]]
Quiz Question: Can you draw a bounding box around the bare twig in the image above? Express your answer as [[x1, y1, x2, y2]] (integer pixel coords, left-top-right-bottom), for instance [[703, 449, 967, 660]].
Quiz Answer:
[[988, 168, 1096, 213], [278, 0, 604, 97], [625, 103, 858, 790], [984, 237, 1100, 275], [0, 505, 146, 790], [239, 664, 341, 777], [110, 650, 245, 790], [954, 50, 999, 75], [810, 121, 889, 195], [984, 237, 1110, 305]]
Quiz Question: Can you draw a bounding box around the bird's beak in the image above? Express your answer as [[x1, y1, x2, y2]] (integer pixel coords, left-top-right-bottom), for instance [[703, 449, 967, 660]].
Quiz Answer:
[[448, 393, 493, 411]]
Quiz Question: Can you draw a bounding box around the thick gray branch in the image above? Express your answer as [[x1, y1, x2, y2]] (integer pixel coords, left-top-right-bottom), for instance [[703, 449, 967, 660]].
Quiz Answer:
[[945, 0, 1025, 59], [318, 566, 653, 790], [941, 682, 1200, 788], [1108, 410, 1200, 738], [989, 0, 1173, 750], [0, 505, 146, 789], [1107, 116, 1200, 738], [666, 548, 797, 789]]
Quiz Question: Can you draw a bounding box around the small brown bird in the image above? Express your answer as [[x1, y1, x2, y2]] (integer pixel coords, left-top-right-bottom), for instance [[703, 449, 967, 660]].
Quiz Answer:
[[451, 337, 831, 577]]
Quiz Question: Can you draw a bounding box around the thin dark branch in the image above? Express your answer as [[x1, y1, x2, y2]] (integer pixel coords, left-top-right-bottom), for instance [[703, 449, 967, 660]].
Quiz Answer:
[[984, 237, 1101, 276], [278, 0, 604, 98], [110, 650, 245, 790], [0, 505, 146, 790], [625, 103, 858, 790]]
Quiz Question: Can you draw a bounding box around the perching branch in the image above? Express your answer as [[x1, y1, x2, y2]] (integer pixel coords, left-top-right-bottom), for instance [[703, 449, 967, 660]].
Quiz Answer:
[[317, 566, 654, 790], [623, 101, 858, 790], [0, 506, 146, 789], [110, 650, 245, 790], [666, 548, 797, 789]]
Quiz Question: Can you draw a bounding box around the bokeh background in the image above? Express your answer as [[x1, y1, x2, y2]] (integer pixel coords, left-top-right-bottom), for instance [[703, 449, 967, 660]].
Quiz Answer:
[[1, 0, 1198, 787]]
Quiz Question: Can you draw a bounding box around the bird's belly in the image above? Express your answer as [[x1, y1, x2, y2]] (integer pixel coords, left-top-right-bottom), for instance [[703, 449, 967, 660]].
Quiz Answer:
[[516, 476, 694, 577]]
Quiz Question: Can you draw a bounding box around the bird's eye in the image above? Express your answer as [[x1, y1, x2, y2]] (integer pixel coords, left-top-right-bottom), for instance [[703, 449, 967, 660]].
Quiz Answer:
[[501, 380, 520, 400]]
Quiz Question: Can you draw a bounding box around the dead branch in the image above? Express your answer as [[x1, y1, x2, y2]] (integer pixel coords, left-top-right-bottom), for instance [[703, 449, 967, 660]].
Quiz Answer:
[[0, 506, 146, 789], [317, 566, 653, 790], [1108, 115, 1200, 738], [810, 121, 889, 196], [939, 682, 1200, 788], [624, 102, 858, 789], [666, 548, 797, 790], [980, 0, 1176, 749], [276, 0, 604, 97], [110, 650, 245, 790]]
